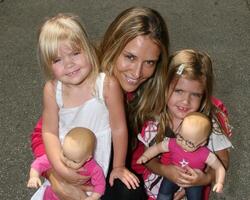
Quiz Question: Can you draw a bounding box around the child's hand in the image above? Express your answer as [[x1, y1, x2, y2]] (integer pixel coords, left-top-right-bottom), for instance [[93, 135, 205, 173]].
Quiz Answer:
[[48, 169, 91, 200], [109, 167, 140, 189], [213, 182, 223, 193], [175, 165, 209, 187], [27, 177, 42, 188], [136, 155, 149, 164], [54, 160, 89, 185]]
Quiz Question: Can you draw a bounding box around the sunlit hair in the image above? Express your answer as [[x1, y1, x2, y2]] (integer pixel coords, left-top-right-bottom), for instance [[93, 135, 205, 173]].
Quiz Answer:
[[99, 7, 169, 136], [156, 49, 214, 142], [38, 13, 99, 81]]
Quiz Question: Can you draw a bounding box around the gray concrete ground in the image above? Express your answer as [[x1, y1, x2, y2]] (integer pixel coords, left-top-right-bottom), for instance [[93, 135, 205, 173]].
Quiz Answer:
[[0, 0, 249, 199]]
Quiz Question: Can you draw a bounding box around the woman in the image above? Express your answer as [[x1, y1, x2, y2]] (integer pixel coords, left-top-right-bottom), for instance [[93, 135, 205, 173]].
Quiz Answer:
[[31, 7, 169, 200]]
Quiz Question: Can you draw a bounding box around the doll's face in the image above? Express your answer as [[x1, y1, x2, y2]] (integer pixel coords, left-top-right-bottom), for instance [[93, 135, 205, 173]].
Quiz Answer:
[[176, 118, 208, 152], [60, 139, 91, 170]]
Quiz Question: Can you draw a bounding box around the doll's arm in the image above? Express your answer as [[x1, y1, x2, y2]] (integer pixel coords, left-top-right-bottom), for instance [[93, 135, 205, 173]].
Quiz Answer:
[[137, 139, 169, 164], [85, 192, 101, 200], [206, 152, 226, 193], [104, 75, 140, 189], [27, 168, 42, 188]]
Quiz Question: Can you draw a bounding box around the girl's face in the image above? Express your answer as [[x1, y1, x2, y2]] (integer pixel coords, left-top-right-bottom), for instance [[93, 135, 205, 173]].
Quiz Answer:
[[52, 41, 92, 85], [114, 35, 161, 93], [167, 77, 204, 125]]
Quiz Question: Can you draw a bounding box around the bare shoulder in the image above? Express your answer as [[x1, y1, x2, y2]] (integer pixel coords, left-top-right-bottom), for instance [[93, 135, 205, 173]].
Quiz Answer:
[[43, 80, 56, 96], [104, 75, 121, 89], [103, 75, 122, 96]]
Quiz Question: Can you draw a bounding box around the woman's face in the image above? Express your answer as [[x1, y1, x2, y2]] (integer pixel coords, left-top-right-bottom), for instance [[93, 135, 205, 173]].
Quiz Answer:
[[114, 35, 161, 93]]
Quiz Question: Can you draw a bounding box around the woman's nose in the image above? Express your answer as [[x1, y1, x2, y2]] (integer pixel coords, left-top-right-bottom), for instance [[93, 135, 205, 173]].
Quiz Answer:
[[133, 63, 143, 79]]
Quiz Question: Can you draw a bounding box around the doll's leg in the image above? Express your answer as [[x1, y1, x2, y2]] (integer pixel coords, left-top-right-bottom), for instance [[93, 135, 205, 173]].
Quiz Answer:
[[157, 178, 179, 200], [185, 185, 203, 200]]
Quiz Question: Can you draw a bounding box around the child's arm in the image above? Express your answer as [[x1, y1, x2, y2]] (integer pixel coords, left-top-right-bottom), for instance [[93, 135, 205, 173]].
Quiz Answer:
[[137, 139, 169, 164], [42, 81, 84, 184], [206, 152, 226, 193], [104, 75, 139, 189], [27, 168, 42, 188]]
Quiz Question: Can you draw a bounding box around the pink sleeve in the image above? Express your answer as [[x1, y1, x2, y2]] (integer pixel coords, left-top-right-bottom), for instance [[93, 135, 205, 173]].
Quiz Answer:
[[87, 160, 106, 195], [30, 117, 46, 158], [31, 154, 52, 174]]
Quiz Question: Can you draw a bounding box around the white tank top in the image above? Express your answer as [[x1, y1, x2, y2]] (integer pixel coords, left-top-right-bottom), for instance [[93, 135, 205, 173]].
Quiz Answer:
[[56, 72, 111, 176]]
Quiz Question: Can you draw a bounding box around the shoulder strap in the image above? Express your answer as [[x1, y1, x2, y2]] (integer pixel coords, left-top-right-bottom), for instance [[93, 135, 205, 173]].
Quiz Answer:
[[56, 81, 63, 108], [95, 73, 105, 101]]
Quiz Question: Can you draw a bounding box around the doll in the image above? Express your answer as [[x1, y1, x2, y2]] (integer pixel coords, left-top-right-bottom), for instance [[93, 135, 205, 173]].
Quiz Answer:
[[137, 112, 225, 200], [27, 127, 105, 200]]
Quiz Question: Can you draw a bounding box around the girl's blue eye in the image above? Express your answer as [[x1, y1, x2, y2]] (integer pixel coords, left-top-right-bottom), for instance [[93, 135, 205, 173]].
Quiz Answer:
[[174, 89, 183, 94], [192, 93, 202, 98]]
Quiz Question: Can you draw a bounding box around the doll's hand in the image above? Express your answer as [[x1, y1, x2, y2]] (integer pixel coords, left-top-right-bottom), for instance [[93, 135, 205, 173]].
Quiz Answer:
[[27, 177, 42, 188], [136, 155, 149, 164], [213, 183, 223, 193], [109, 166, 140, 189]]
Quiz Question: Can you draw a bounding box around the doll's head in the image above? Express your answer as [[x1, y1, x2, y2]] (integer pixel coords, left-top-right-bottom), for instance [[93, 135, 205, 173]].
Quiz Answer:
[[60, 127, 96, 170], [176, 112, 211, 152]]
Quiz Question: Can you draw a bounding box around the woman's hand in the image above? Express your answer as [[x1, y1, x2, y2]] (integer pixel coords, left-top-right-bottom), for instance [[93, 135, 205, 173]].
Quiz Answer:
[[47, 169, 93, 200], [109, 167, 140, 189]]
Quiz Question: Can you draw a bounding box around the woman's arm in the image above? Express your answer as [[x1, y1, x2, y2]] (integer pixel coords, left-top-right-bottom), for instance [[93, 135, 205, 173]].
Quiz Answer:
[[104, 75, 139, 189]]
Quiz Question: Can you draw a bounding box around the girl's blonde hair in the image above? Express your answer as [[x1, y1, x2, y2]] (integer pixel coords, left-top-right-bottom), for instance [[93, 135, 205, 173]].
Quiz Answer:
[[99, 7, 169, 136], [38, 13, 99, 81], [157, 49, 214, 142]]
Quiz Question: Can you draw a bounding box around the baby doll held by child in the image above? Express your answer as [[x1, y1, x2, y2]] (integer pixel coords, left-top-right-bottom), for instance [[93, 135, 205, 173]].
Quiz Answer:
[[27, 127, 105, 200], [137, 112, 225, 200]]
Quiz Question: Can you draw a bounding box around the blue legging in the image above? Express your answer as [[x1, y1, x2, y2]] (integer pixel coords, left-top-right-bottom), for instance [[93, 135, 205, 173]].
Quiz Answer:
[[157, 178, 203, 200]]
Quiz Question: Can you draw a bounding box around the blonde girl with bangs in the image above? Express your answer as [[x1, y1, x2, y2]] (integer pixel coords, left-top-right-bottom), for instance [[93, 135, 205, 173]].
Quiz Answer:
[[137, 49, 232, 200], [30, 13, 139, 200]]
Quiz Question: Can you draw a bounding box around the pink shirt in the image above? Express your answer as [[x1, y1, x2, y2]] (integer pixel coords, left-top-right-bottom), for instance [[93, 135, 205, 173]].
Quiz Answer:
[[32, 154, 106, 195], [167, 138, 210, 170]]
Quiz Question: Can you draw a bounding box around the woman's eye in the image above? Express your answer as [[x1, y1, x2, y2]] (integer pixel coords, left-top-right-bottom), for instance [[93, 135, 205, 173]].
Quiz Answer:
[[125, 54, 135, 61], [145, 60, 156, 66]]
